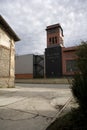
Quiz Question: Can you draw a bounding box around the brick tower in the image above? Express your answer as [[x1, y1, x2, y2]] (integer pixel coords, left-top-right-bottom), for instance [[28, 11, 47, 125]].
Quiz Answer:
[[45, 23, 64, 78], [46, 23, 64, 48]]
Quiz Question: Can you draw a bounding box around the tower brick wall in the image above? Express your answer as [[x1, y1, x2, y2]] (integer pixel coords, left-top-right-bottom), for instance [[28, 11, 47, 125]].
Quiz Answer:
[[46, 23, 64, 48], [45, 23, 77, 77], [45, 24, 63, 78]]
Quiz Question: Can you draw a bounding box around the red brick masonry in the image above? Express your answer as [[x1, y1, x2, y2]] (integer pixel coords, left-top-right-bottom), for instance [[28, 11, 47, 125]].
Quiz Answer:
[[15, 74, 33, 79], [62, 46, 77, 76]]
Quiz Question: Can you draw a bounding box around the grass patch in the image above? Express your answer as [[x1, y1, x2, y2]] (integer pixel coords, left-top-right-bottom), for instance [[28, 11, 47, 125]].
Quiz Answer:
[[46, 108, 87, 130]]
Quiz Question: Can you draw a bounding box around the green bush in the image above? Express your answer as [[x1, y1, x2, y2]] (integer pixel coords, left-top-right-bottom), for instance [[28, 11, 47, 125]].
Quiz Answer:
[[71, 74, 87, 112], [76, 41, 87, 75], [71, 41, 87, 113], [46, 108, 87, 130]]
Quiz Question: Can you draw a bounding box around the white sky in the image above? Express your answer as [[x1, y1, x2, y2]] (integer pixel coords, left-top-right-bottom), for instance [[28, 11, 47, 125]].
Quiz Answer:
[[0, 0, 87, 55]]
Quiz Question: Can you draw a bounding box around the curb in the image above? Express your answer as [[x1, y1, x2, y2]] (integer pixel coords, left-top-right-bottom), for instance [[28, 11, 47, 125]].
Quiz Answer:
[[43, 96, 72, 130]]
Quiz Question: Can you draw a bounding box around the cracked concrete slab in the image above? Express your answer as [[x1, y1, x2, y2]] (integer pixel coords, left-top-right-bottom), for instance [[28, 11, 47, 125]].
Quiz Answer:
[[0, 96, 25, 106], [0, 116, 52, 130], [0, 107, 35, 121], [0, 83, 71, 130], [7, 97, 59, 117]]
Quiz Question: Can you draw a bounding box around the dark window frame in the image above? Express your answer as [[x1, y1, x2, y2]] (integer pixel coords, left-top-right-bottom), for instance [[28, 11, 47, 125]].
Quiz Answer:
[[66, 60, 78, 72]]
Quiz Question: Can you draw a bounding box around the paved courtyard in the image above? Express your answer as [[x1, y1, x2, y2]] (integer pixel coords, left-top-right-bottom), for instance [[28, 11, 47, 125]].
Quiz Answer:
[[0, 84, 72, 130]]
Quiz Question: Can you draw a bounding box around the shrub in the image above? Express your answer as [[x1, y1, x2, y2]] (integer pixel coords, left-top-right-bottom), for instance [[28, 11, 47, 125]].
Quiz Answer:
[[71, 41, 87, 113]]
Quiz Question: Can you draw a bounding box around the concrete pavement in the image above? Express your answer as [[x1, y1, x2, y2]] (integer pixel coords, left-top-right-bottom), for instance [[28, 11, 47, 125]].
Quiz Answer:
[[0, 84, 72, 130]]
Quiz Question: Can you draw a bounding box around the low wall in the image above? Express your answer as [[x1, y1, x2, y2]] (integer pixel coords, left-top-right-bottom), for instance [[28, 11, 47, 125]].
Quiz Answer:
[[15, 74, 33, 79], [15, 77, 72, 84]]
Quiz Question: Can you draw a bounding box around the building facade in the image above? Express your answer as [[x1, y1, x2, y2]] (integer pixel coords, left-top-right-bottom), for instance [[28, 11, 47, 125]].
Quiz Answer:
[[15, 23, 77, 79], [15, 54, 44, 79], [45, 23, 77, 78], [45, 24, 63, 78], [62, 47, 77, 76], [0, 15, 20, 87]]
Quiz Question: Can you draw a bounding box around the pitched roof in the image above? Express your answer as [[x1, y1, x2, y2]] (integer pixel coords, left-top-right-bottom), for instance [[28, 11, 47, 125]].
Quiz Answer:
[[0, 15, 20, 42]]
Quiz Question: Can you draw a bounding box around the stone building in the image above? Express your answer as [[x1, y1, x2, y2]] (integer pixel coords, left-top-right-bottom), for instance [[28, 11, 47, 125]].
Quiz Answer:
[[0, 15, 20, 87]]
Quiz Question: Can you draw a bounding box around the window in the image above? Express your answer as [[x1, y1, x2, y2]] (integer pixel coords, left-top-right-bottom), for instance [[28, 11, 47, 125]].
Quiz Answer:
[[49, 38, 51, 44], [52, 37, 54, 44], [55, 37, 57, 43], [66, 60, 78, 72], [49, 36, 57, 45]]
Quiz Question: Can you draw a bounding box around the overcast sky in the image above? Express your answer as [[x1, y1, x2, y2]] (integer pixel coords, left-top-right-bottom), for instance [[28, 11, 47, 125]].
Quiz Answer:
[[0, 0, 87, 55]]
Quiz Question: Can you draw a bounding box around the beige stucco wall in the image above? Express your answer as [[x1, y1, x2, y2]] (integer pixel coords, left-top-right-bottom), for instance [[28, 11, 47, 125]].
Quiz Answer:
[[0, 28, 11, 48], [0, 47, 10, 76], [0, 27, 15, 88], [0, 78, 14, 88]]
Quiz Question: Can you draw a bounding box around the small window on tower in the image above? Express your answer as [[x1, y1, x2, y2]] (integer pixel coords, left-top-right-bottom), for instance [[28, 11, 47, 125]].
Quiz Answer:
[[52, 37, 54, 44], [55, 37, 57, 43], [49, 38, 51, 44], [49, 38, 51, 42]]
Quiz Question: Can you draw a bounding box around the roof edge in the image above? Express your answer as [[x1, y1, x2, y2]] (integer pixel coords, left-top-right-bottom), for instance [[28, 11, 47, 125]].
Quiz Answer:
[[0, 15, 20, 42]]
